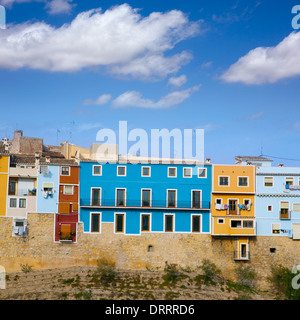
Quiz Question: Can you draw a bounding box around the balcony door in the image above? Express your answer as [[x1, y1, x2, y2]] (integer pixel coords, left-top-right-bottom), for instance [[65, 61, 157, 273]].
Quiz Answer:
[[91, 188, 101, 206], [116, 189, 126, 207], [229, 200, 237, 215]]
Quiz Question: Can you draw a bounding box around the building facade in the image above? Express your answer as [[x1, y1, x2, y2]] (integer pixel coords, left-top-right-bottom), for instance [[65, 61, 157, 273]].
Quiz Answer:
[[0, 150, 9, 217], [79, 161, 212, 236], [256, 165, 300, 240], [211, 164, 256, 260]]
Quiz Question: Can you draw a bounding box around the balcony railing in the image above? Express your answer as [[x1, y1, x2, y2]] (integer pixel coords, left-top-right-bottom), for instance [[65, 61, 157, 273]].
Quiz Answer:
[[9, 188, 37, 197], [80, 199, 211, 210], [233, 251, 250, 261]]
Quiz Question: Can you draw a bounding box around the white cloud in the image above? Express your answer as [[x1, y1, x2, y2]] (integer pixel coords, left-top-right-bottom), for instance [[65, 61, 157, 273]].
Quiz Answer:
[[0, 4, 202, 79], [111, 85, 201, 109], [45, 0, 75, 15], [168, 74, 187, 87], [245, 111, 264, 120], [83, 94, 112, 106], [221, 31, 300, 84]]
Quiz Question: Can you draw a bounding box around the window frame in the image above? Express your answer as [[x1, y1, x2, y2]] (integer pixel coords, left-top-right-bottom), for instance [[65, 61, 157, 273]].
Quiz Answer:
[[168, 167, 177, 178], [90, 213, 101, 233], [198, 168, 207, 179], [115, 213, 125, 234], [167, 189, 177, 208], [116, 188, 126, 207], [191, 214, 201, 233], [141, 166, 151, 177], [238, 176, 248, 187], [91, 188, 101, 206], [141, 213, 151, 232], [93, 165, 102, 176], [9, 198, 17, 208], [164, 213, 175, 233], [61, 166, 70, 176], [219, 176, 229, 186], [117, 166, 126, 177], [19, 198, 26, 209], [183, 167, 192, 178], [141, 189, 152, 207], [191, 190, 202, 209], [264, 177, 274, 187], [63, 185, 74, 195]]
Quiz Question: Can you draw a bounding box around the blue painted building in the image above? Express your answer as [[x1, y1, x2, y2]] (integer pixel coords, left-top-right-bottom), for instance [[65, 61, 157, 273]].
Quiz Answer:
[[37, 163, 59, 214], [79, 160, 212, 235], [256, 165, 300, 240]]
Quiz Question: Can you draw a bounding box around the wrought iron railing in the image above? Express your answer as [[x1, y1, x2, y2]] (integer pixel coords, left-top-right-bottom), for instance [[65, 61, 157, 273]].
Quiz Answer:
[[80, 199, 210, 209]]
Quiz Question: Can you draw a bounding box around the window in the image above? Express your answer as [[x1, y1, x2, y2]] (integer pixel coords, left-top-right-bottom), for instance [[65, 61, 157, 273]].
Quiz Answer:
[[93, 166, 102, 176], [91, 213, 100, 233], [240, 244, 248, 259], [19, 198, 26, 208], [192, 191, 201, 208], [244, 199, 250, 206], [142, 189, 151, 207], [231, 220, 241, 228], [219, 176, 229, 186], [272, 223, 280, 234], [183, 168, 192, 178], [61, 167, 70, 176], [167, 190, 177, 208], [115, 214, 124, 233], [116, 189, 126, 207], [264, 177, 273, 187], [268, 205, 273, 212], [10, 198, 17, 208], [280, 201, 289, 219], [9, 180, 16, 196], [165, 215, 174, 232], [293, 203, 300, 212], [217, 218, 224, 224], [91, 188, 101, 206], [216, 199, 222, 205], [142, 167, 151, 177], [117, 166, 126, 176], [238, 177, 248, 186], [286, 177, 294, 186], [192, 215, 201, 233], [141, 214, 150, 232], [243, 220, 254, 228], [64, 185, 74, 195], [198, 168, 207, 178], [168, 167, 177, 177]]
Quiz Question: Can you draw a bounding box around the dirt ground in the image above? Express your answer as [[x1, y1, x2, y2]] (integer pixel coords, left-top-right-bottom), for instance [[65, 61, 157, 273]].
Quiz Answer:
[[0, 265, 276, 300]]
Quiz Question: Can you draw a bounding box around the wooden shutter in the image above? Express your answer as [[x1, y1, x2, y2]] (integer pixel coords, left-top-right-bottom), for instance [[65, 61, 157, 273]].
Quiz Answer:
[[61, 224, 71, 238], [59, 202, 70, 214]]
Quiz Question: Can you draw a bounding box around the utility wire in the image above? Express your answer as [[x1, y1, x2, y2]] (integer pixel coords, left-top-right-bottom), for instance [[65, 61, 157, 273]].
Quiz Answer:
[[261, 154, 300, 162]]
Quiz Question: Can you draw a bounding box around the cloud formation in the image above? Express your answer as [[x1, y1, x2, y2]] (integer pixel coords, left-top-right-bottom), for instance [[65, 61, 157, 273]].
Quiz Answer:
[[83, 94, 112, 106], [221, 31, 300, 85], [168, 74, 187, 87], [0, 4, 201, 79], [111, 85, 201, 109]]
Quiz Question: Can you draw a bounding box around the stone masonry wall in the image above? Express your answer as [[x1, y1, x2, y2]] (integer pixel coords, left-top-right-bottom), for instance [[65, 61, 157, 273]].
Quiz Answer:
[[0, 213, 299, 290]]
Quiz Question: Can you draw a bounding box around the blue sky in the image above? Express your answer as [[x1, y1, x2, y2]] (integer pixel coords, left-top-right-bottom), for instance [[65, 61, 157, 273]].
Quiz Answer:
[[0, 0, 300, 165]]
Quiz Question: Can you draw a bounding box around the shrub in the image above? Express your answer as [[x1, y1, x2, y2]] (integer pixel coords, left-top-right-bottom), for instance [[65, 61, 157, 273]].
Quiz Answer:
[[92, 258, 117, 286], [162, 262, 181, 285], [20, 263, 32, 273], [235, 265, 256, 288], [198, 259, 222, 285]]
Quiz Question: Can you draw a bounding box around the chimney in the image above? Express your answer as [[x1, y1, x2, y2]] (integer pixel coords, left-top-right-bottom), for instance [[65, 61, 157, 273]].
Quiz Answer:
[[35, 152, 40, 168], [205, 158, 211, 163], [45, 156, 51, 163], [14, 130, 23, 139], [279, 163, 284, 167]]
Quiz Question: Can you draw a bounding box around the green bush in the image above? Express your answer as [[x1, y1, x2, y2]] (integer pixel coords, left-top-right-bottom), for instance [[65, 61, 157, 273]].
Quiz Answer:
[[269, 265, 300, 300], [198, 259, 222, 285], [235, 265, 256, 288], [92, 258, 117, 286]]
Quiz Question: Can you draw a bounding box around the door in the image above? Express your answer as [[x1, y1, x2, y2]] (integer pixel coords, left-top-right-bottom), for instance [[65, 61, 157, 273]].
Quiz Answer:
[[229, 200, 237, 215], [9, 180, 17, 196]]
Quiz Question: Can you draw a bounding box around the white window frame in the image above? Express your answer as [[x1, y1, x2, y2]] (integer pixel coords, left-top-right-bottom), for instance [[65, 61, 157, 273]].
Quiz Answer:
[[92, 165, 102, 176], [166, 189, 177, 208], [168, 167, 177, 178], [183, 167, 192, 178], [238, 176, 248, 187], [191, 189, 202, 209], [90, 187, 102, 206], [219, 176, 230, 187], [115, 188, 127, 207], [264, 177, 274, 187], [63, 185, 74, 195], [198, 168, 207, 179], [19, 198, 27, 209], [61, 166, 70, 176], [117, 166, 127, 177], [90, 212, 102, 234], [141, 188, 152, 207], [217, 218, 225, 224], [141, 166, 151, 177], [191, 214, 202, 233]]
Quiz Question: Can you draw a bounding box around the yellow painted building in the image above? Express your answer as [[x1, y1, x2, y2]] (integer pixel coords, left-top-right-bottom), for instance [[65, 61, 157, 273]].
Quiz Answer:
[[0, 154, 9, 216], [211, 164, 256, 260]]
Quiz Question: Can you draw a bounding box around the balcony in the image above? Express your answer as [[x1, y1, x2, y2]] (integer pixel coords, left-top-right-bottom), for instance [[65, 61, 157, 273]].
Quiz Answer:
[[80, 199, 211, 210], [9, 188, 37, 197], [233, 251, 250, 261], [9, 167, 37, 178], [280, 209, 291, 220]]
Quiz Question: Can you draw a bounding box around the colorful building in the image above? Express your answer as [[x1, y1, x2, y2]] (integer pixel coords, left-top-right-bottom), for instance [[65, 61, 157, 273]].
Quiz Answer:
[[256, 165, 300, 240], [79, 159, 212, 236], [211, 164, 256, 260], [0, 144, 9, 217]]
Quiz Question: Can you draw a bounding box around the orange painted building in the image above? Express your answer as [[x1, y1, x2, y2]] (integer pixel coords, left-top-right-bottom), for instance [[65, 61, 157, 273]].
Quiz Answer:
[[211, 164, 256, 260]]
